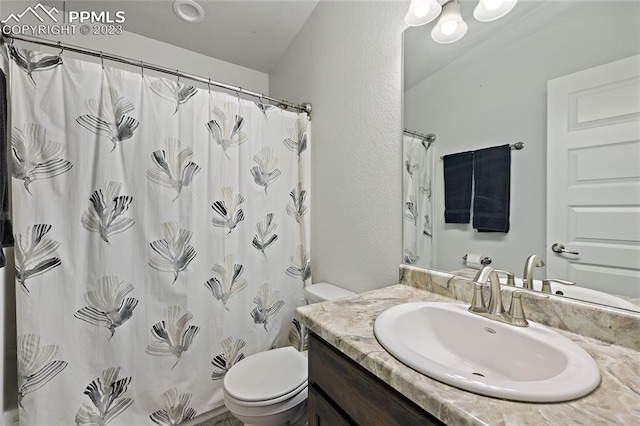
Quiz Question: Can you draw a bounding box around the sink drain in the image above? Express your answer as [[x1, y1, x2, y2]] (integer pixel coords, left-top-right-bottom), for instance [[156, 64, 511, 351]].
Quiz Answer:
[[483, 327, 496, 334], [472, 372, 485, 377]]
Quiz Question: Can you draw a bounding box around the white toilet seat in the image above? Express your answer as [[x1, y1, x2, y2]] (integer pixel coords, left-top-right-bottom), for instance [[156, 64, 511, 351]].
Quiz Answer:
[[223, 346, 309, 424], [225, 379, 308, 407], [224, 384, 308, 417], [224, 284, 354, 425], [224, 346, 307, 402]]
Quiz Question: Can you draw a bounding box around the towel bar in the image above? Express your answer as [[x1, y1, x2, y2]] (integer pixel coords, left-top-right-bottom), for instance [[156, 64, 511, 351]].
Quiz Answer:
[[440, 142, 524, 160]]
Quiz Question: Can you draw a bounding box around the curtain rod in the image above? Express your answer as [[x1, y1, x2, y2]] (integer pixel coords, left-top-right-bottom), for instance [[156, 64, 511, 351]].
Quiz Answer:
[[403, 128, 436, 143], [1, 33, 312, 115], [440, 141, 525, 159]]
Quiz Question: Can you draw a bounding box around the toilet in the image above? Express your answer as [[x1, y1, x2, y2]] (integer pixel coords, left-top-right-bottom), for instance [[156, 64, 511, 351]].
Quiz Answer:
[[303, 282, 356, 305], [223, 283, 355, 425]]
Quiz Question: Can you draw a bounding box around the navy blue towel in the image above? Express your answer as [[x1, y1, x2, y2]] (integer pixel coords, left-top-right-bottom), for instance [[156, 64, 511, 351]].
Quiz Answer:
[[473, 145, 511, 233], [0, 69, 13, 268], [443, 151, 473, 223]]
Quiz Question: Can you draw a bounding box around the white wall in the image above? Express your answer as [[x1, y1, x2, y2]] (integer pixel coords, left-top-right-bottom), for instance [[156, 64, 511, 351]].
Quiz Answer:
[[0, 4, 270, 424], [0, 2, 269, 94], [269, 1, 407, 294], [404, 1, 640, 275]]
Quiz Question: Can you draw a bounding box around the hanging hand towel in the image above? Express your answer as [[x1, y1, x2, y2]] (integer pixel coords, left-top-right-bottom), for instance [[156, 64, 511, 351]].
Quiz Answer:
[[443, 151, 473, 223], [473, 144, 511, 233], [0, 69, 14, 268]]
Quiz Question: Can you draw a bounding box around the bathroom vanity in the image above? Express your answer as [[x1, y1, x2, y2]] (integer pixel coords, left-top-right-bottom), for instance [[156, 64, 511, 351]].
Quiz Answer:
[[296, 267, 640, 424], [307, 333, 440, 425]]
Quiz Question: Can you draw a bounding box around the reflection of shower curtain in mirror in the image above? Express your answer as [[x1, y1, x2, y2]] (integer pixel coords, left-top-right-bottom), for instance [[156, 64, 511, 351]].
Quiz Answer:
[[403, 134, 434, 267], [8, 46, 310, 425]]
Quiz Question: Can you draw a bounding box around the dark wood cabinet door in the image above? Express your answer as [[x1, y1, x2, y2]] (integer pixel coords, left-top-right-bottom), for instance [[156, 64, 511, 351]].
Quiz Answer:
[[308, 383, 354, 426], [308, 333, 443, 426]]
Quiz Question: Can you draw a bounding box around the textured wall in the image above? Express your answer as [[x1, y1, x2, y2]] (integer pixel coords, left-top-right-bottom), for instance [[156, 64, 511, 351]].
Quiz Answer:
[[0, 1, 269, 94], [269, 1, 407, 294]]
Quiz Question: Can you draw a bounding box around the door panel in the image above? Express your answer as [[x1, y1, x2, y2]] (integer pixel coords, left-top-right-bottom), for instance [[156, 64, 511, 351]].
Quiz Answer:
[[547, 55, 640, 298], [570, 141, 640, 182], [569, 207, 640, 242]]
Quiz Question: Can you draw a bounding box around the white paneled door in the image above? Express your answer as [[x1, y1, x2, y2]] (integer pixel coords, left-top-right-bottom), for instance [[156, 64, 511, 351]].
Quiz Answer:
[[547, 55, 640, 298]]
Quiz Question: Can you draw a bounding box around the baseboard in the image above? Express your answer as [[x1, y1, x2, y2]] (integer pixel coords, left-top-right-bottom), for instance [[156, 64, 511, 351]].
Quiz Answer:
[[181, 404, 229, 426]]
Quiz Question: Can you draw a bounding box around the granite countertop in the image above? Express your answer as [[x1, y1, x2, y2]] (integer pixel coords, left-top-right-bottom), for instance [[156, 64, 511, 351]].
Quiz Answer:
[[295, 284, 640, 425]]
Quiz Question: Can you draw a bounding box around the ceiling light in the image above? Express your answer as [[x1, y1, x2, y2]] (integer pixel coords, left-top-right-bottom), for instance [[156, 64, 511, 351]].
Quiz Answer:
[[431, 1, 468, 44], [406, 0, 517, 44], [474, 0, 518, 22], [405, 0, 443, 26], [173, 0, 205, 24]]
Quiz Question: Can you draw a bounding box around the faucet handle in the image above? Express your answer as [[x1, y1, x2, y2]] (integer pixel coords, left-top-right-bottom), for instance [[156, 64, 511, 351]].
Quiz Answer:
[[493, 269, 515, 286], [508, 290, 549, 327], [469, 282, 487, 313], [541, 278, 576, 294]]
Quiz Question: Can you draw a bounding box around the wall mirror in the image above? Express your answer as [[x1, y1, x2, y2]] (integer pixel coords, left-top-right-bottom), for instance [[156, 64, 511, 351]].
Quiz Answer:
[[402, 0, 640, 311]]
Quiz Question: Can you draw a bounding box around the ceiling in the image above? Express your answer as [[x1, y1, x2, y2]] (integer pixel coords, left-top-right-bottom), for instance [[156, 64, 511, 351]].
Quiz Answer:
[[41, 0, 319, 73]]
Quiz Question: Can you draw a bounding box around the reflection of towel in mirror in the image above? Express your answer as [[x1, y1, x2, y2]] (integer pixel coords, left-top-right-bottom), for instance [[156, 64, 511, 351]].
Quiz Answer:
[[473, 145, 511, 233], [0, 69, 14, 268], [443, 151, 473, 223]]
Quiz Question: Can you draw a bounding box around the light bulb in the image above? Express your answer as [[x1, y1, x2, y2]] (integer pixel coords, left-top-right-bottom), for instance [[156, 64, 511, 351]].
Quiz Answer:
[[474, 0, 517, 22], [431, 0, 467, 43], [484, 0, 503, 11], [413, 5, 430, 18], [405, 0, 442, 26], [440, 20, 458, 36]]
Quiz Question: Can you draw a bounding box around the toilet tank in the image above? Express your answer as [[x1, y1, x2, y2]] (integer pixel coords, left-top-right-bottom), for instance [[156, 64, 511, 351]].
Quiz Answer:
[[304, 282, 355, 304]]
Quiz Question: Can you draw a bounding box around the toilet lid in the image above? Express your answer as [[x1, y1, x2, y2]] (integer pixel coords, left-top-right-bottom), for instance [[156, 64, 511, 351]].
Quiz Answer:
[[224, 347, 308, 402]]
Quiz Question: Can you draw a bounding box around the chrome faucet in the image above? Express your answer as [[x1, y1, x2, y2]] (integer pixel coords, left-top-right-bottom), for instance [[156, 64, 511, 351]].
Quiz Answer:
[[494, 269, 515, 286], [470, 266, 547, 327], [472, 267, 505, 316], [541, 278, 576, 294], [522, 255, 545, 289]]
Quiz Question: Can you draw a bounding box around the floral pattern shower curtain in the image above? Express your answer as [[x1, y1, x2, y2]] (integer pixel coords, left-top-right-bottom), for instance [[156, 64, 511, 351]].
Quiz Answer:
[[403, 134, 434, 267], [7, 46, 310, 425]]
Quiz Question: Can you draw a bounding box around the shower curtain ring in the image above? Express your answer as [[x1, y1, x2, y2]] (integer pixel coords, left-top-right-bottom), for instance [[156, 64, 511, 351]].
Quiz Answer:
[[140, 60, 144, 78], [176, 69, 180, 84], [236, 87, 242, 100], [100, 51, 104, 69], [57, 41, 64, 57], [207, 78, 212, 93]]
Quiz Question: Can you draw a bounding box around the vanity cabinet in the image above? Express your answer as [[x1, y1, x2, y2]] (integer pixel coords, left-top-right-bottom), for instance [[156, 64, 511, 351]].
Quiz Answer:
[[308, 333, 443, 425]]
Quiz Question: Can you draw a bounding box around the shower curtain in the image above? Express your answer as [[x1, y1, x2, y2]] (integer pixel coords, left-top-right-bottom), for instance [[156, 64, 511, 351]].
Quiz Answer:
[[7, 45, 310, 425], [403, 134, 434, 267]]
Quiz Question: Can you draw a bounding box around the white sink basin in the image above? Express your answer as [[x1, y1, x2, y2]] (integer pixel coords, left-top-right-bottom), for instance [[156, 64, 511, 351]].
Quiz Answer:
[[373, 302, 601, 402], [500, 278, 640, 312]]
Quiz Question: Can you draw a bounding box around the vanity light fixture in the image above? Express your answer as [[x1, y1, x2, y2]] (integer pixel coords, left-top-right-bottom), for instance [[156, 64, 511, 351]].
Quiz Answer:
[[431, 1, 468, 44], [474, 0, 518, 22], [172, 0, 205, 24], [405, 0, 518, 44], [405, 0, 443, 26]]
